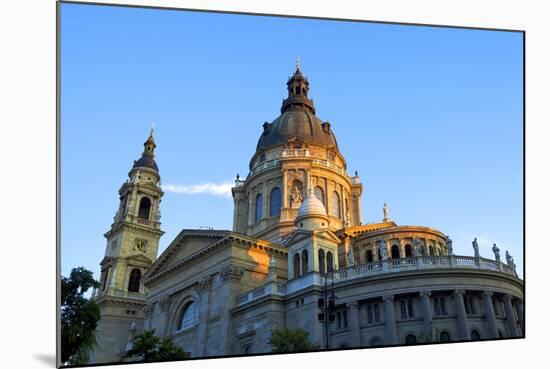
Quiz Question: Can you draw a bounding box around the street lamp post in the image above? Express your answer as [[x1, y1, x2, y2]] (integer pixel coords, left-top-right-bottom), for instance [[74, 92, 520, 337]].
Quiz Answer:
[[319, 270, 336, 349]]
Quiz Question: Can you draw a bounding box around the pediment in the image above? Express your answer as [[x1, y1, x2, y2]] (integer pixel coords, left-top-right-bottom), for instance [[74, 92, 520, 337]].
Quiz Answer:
[[145, 230, 230, 280], [125, 253, 154, 265], [286, 228, 341, 246]]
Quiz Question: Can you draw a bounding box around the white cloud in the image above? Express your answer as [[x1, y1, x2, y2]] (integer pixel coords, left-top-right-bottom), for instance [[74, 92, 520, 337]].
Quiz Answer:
[[162, 182, 233, 197]]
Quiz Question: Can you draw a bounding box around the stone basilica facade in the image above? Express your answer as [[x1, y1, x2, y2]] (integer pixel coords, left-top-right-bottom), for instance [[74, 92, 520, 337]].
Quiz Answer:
[[90, 65, 524, 364]]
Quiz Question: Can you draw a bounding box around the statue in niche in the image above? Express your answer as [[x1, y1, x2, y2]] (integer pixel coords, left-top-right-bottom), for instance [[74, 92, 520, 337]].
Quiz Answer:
[[378, 240, 388, 261], [472, 238, 480, 258], [347, 247, 355, 267], [413, 237, 423, 257], [290, 186, 303, 208]]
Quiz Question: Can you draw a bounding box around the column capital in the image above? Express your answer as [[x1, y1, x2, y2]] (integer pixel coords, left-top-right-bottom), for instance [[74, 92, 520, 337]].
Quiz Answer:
[[346, 301, 359, 309], [419, 290, 431, 298], [503, 294, 514, 303], [383, 294, 394, 302], [453, 289, 465, 297], [482, 290, 493, 298]]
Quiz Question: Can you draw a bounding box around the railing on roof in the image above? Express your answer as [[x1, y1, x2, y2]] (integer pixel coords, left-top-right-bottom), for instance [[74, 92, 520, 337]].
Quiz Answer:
[[311, 159, 346, 175], [249, 159, 280, 176], [234, 255, 518, 307]]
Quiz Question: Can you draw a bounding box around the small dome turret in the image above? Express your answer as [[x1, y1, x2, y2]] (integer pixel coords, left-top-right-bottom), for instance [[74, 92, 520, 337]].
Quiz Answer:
[[295, 186, 329, 230]]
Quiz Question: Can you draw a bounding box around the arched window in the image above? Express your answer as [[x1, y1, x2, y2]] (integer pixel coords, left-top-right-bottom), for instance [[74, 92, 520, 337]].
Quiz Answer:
[[269, 187, 281, 217], [330, 191, 340, 218], [405, 334, 417, 345], [327, 251, 334, 272], [498, 330, 504, 338], [429, 246, 434, 256], [127, 268, 141, 293], [439, 331, 451, 342], [471, 330, 481, 340], [318, 249, 326, 274], [177, 301, 199, 331], [255, 193, 263, 222], [366, 250, 373, 263], [391, 245, 400, 259], [374, 304, 380, 322], [293, 253, 301, 278], [138, 197, 151, 220], [405, 244, 413, 257], [314, 186, 325, 206], [301, 250, 309, 275], [367, 305, 373, 323]]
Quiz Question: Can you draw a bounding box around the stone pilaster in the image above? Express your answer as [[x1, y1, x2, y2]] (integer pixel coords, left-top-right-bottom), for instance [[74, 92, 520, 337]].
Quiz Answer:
[[420, 291, 432, 339], [347, 302, 361, 347], [383, 295, 397, 345], [282, 170, 288, 208], [504, 295, 520, 337], [248, 195, 253, 225], [482, 291, 498, 338], [453, 289, 470, 340]]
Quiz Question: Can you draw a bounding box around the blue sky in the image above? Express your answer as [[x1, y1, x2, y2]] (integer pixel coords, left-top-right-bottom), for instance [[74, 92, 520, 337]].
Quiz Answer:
[[60, 3, 523, 280]]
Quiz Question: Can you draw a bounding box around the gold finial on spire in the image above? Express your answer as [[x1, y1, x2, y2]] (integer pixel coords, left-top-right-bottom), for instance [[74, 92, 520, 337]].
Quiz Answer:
[[296, 56, 301, 71]]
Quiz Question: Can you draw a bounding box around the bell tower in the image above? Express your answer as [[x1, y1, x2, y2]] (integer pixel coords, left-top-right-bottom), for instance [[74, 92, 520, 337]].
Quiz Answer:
[[90, 128, 164, 363]]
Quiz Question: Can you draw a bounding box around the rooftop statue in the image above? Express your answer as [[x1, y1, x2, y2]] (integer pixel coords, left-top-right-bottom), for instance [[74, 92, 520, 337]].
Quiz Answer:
[[492, 243, 501, 262], [446, 236, 454, 255], [472, 238, 480, 258]]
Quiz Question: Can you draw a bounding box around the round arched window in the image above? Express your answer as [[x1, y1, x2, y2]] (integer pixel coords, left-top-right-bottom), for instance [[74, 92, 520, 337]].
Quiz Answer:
[[471, 330, 481, 340], [405, 334, 417, 345], [370, 338, 382, 347], [177, 301, 199, 331], [439, 331, 451, 342]]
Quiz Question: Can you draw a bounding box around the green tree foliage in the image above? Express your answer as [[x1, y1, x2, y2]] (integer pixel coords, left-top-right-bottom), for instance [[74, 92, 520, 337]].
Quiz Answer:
[[268, 328, 320, 353], [122, 329, 189, 362], [61, 267, 101, 365]]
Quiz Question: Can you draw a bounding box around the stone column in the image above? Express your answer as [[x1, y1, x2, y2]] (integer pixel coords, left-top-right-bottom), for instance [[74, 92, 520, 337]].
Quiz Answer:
[[305, 170, 311, 196], [515, 299, 524, 335], [347, 302, 361, 347], [504, 295, 520, 337], [383, 295, 398, 344], [262, 182, 268, 220], [453, 290, 470, 340], [420, 291, 432, 340], [482, 291, 498, 338], [339, 184, 345, 220]]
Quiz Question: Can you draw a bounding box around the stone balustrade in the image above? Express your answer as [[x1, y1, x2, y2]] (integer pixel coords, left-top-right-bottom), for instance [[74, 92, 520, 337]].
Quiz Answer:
[[234, 255, 517, 307], [249, 159, 280, 176], [281, 149, 311, 158], [330, 255, 516, 283]]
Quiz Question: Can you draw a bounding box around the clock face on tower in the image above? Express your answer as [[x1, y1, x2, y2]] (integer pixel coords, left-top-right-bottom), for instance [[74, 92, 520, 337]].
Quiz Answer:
[[134, 239, 147, 253]]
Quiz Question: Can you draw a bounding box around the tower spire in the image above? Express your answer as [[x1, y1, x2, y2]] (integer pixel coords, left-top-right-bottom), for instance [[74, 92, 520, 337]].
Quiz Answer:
[[131, 127, 159, 173], [296, 56, 301, 71]]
